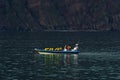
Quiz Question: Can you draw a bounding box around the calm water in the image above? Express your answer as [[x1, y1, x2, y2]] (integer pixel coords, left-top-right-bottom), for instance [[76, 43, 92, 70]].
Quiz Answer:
[[0, 32, 120, 80]]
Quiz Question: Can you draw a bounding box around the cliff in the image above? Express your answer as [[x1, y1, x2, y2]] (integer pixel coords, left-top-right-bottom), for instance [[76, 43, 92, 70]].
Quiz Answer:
[[0, 0, 120, 31]]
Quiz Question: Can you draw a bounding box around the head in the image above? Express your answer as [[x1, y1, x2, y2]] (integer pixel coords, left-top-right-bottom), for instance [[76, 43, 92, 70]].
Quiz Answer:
[[75, 44, 78, 46]]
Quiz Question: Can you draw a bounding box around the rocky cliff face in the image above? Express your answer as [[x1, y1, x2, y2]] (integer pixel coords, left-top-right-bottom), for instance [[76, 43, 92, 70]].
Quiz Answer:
[[0, 0, 120, 31]]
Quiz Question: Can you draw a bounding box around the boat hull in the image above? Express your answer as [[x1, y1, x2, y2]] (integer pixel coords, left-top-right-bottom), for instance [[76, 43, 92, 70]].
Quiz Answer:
[[34, 48, 80, 54]]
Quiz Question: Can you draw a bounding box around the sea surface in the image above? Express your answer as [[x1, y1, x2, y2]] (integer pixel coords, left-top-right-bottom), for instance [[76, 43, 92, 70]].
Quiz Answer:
[[0, 32, 120, 80]]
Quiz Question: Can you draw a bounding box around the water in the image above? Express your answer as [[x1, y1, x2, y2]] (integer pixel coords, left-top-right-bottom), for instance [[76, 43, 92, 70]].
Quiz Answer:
[[0, 32, 120, 80]]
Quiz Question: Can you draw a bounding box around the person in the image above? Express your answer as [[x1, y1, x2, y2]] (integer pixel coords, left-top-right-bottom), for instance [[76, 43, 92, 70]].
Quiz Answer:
[[64, 45, 71, 51], [72, 44, 79, 51], [64, 45, 67, 51]]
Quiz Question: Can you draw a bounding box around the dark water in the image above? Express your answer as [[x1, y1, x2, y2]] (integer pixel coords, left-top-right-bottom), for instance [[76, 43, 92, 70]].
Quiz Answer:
[[0, 32, 120, 80]]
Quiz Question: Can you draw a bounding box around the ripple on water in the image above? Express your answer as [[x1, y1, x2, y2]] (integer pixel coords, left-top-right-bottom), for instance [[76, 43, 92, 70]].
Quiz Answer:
[[1, 32, 120, 80]]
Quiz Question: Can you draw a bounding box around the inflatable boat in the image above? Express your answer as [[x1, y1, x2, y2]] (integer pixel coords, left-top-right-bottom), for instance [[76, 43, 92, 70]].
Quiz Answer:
[[34, 44, 80, 54], [34, 48, 80, 54]]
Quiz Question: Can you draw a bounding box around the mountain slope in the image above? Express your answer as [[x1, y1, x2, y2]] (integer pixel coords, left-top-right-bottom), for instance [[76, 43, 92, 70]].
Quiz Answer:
[[0, 0, 120, 31]]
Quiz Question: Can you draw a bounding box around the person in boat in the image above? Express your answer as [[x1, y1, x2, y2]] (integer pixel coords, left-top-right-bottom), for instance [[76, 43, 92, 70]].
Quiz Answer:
[[72, 44, 79, 51], [64, 45, 67, 51], [64, 45, 71, 51]]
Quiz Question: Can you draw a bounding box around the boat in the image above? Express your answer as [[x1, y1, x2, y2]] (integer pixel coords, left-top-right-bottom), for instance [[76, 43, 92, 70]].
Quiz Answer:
[[34, 44, 80, 54]]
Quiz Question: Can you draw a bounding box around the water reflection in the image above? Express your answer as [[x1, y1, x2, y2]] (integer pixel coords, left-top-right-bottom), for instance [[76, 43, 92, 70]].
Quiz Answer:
[[34, 54, 78, 66], [63, 54, 78, 65]]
